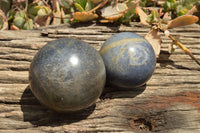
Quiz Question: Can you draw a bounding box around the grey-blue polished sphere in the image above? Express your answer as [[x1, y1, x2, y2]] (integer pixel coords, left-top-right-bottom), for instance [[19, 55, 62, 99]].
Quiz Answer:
[[29, 38, 106, 112], [100, 32, 156, 88]]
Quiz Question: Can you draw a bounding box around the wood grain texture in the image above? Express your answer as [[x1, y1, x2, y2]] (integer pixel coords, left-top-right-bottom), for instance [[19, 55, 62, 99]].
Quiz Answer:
[[0, 22, 200, 132]]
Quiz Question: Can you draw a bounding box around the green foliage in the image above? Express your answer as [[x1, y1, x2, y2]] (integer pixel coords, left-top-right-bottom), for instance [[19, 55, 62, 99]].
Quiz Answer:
[[0, 0, 199, 30], [74, 3, 85, 12], [85, 0, 94, 12], [37, 6, 52, 17], [75, 0, 88, 9], [136, 5, 200, 65], [23, 18, 33, 30], [61, 0, 73, 9], [163, 0, 176, 11], [0, 0, 11, 15], [164, 0, 200, 17], [147, 9, 159, 24], [74, 0, 88, 11], [13, 11, 26, 29], [63, 14, 71, 23], [0, 15, 4, 30], [28, 4, 40, 18], [74, 0, 94, 12], [139, 0, 155, 7], [119, 1, 137, 23]]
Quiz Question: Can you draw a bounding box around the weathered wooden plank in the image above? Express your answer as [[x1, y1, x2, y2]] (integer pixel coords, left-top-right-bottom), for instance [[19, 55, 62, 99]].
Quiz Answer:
[[0, 22, 200, 132], [1, 90, 200, 132]]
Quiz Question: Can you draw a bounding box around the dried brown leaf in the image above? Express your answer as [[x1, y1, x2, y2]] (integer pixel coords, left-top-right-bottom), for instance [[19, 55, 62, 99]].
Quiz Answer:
[[52, 10, 62, 25], [145, 29, 161, 57], [162, 12, 171, 23], [10, 24, 19, 30], [186, 6, 197, 15], [167, 15, 199, 29], [100, 3, 127, 22], [0, 9, 8, 30], [135, 6, 149, 26], [73, 12, 98, 22], [34, 16, 51, 27]]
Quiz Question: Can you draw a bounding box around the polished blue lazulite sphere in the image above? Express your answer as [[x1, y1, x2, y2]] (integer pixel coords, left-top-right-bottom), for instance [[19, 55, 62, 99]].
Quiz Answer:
[[100, 32, 156, 88], [29, 38, 106, 112]]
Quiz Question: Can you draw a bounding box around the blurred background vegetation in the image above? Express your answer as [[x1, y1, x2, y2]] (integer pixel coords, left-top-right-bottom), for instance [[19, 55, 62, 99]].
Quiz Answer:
[[0, 0, 199, 30]]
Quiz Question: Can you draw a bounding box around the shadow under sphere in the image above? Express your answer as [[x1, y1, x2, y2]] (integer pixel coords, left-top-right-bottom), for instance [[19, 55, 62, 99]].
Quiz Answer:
[[20, 85, 96, 127], [100, 84, 147, 99]]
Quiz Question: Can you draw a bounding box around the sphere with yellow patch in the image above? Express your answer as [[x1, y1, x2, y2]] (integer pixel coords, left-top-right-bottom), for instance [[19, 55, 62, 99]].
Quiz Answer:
[[29, 38, 106, 112], [100, 32, 156, 88]]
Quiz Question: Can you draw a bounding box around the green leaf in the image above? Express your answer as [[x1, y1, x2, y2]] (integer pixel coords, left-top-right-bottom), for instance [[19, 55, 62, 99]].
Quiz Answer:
[[43, 6, 52, 15], [177, 7, 188, 16], [37, 1, 45, 6], [74, 0, 87, 10], [0, 0, 11, 15], [63, 14, 71, 23], [23, 19, 33, 30], [28, 3, 40, 17], [14, 11, 26, 29], [6, 10, 16, 22], [176, 5, 188, 16], [167, 1, 172, 9], [85, 0, 94, 12], [38, 8, 47, 17], [147, 14, 153, 23], [14, 17, 25, 29], [61, 0, 72, 9], [74, 3, 85, 12], [152, 10, 158, 18], [120, 1, 136, 23], [163, 0, 176, 12], [15, 11, 26, 18], [166, 0, 176, 3], [151, 10, 159, 23]]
